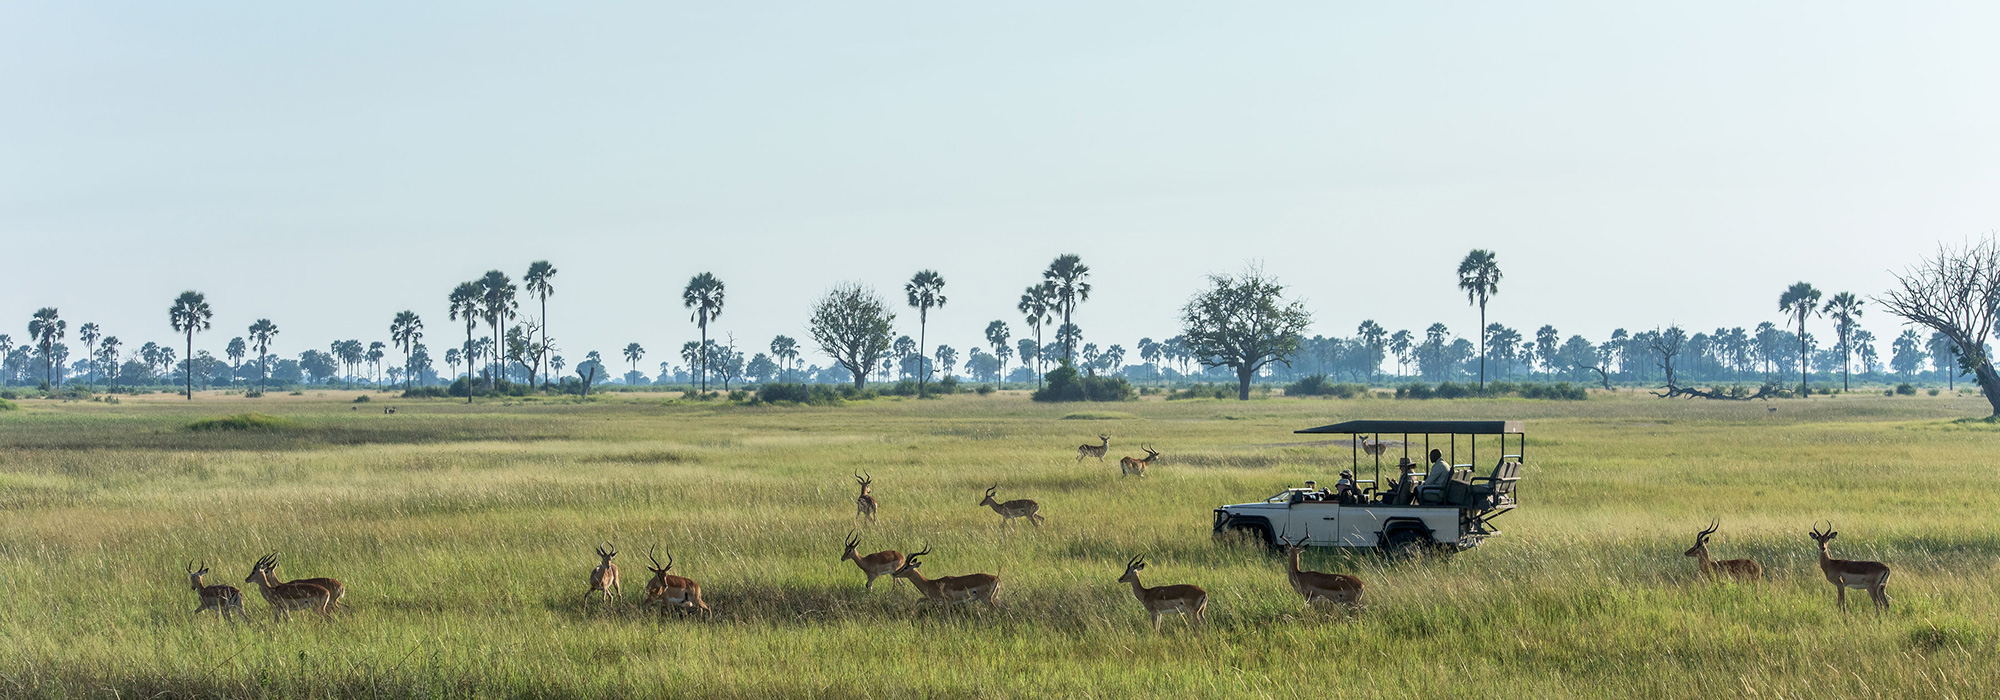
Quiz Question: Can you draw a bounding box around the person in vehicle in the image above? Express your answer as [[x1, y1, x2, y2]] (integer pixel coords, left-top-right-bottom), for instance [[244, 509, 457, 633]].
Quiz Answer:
[[1333, 470, 1362, 504], [1383, 458, 1420, 504], [1421, 449, 1452, 503]]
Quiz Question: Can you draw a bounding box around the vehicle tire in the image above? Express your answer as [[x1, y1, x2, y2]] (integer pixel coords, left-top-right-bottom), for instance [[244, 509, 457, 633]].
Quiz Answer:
[[1381, 529, 1430, 561], [1219, 521, 1275, 550]]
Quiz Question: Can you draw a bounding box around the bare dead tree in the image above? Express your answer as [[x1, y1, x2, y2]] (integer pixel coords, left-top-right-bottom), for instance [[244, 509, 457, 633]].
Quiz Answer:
[[1649, 323, 1778, 400], [1875, 236, 2000, 417]]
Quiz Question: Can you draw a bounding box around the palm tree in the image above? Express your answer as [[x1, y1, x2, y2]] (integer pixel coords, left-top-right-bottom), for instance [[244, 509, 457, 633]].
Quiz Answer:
[[479, 271, 518, 386], [168, 292, 213, 400], [247, 319, 278, 396], [1823, 292, 1863, 392], [225, 336, 246, 374], [1778, 282, 1823, 397], [683, 272, 726, 392], [904, 270, 947, 391], [77, 323, 100, 385], [1041, 255, 1091, 364], [98, 336, 122, 391], [390, 310, 423, 390], [770, 335, 799, 381], [1017, 283, 1052, 387], [28, 307, 64, 389], [444, 348, 461, 383], [1456, 249, 1502, 389], [366, 341, 386, 385], [449, 281, 481, 403], [623, 343, 645, 381], [524, 261, 557, 388], [984, 320, 1011, 385]]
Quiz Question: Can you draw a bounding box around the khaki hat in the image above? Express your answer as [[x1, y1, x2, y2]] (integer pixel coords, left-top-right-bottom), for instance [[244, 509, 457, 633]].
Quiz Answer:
[[1396, 456, 1418, 468]]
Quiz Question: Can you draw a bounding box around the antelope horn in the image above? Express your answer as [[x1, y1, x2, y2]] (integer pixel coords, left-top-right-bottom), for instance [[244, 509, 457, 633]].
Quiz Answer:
[[845, 530, 859, 548], [664, 547, 675, 571], [186, 560, 195, 574]]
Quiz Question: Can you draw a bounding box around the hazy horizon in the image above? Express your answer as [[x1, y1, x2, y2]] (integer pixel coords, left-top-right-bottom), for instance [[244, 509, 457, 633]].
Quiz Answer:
[[5, 3, 1995, 369]]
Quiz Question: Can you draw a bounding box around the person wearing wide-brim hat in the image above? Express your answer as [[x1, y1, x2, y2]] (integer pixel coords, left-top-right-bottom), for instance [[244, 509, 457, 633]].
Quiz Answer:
[[1385, 457, 1419, 504], [1334, 469, 1361, 504]]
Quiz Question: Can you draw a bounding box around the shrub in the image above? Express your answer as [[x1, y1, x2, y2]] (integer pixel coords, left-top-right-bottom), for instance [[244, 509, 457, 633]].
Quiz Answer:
[[936, 376, 960, 394], [751, 383, 848, 406], [352, 395, 371, 403], [1929, 388, 1942, 396], [0, 398, 16, 411], [401, 386, 450, 399], [1167, 384, 1233, 400], [0, 390, 17, 400], [1285, 374, 1364, 398], [187, 413, 295, 431], [1517, 382, 1588, 400], [1032, 362, 1135, 402], [975, 385, 995, 396], [1896, 383, 1917, 396]]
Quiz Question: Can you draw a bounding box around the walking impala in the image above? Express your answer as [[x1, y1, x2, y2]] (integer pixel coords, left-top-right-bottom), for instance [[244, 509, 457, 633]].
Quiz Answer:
[[979, 485, 1044, 527], [1076, 434, 1110, 462], [581, 544, 620, 608], [187, 561, 249, 623], [1117, 555, 1206, 632], [854, 472, 878, 523], [1281, 537, 1364, 608], [841, 531, 904, 591], [1809, 523, 1892, 612], [642, 546, 711, 615], [243, 553, 332, 622], [1684, 520, 1762, 582], [1119, 445, 1160, 478], [253, 552, 346, 612], [891, 546, 1001, 607]]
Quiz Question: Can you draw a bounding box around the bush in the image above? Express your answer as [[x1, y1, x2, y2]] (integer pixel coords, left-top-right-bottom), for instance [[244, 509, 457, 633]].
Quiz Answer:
[[1929, 388, 1942, 396], [936, 376, 960, 394], [0, 390, 17, 400], [1517, 382, 1589, 400], [975, 384, 995, 396], [187, 413, 295, 431], [0, 398, 16, 411], [1896, 383, 1917, 396], [1397, 381, 1585, 400], [1166, 384, 1233, 400], [352, 395, 371, 403], [401, 386, 450, 398], [1284, 374, 1364, 398], [1032, 362, 1135, 402], [751, 382, 848, 406], [727, 389, 749, 402]]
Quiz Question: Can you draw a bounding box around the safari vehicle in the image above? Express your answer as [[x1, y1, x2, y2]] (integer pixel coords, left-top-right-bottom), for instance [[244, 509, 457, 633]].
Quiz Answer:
[[1212, 420, 1523, 558]]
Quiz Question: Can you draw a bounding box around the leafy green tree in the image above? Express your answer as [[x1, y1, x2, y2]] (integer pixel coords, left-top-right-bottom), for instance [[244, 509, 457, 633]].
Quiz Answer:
[[680, 341, 702, 386], [248, 319, 278, 395], [984, 321, 1011, 385], [28, 307, 64, 388], [808, 282, 896, 389], [623, 342, 646, 379], [1822, 291, 1863, 391], [1017, 283, 1053, 387], [1891, 329, 1924, 377], [747, 353, 778, 383], [1016, 338, 1038, 382], [769, 335, 799, 381], [95, 337, 121, 391], [1042, 255, 1091, 364], [479, 271, 518, 384], [1355, 320, 1387, 382], [77, 323, 100, 384], [449, 281, 481, 402], [444, 348, 462, 381], [1388, 329, 1413, 377], [935, 344, 959, 378], [1778, 282, 1823, 396], [904, 270, 947, 390], [225, 336, 246, 374], [1456, 249, 1502, 389], [168, 291, 212, 400], [366, 342, 386, 385], [1178, 267, 1314, 400], [391, 311, 423, 390], [683, 272, 726, 392]]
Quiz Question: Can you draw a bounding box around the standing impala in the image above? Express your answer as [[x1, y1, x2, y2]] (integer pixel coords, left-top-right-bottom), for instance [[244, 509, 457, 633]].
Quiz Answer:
[[1119, 445, 1161, 478], [1281, 537, 1364, 608], [854, 472, 878, 523], [1076, 434, 1110, 462], [1117, 555, 1206, 632], [1809, 523, 1892, 612], [581, 544, 620, 608], [1360, 436, 1390, 458], [642, 546, 711, 615], [187, 561, 249, 623], [841, 531, 905, 591], [891, 545, 1001, 607], [979, 485, 1044, 527], [243, 553, 332, 622], [1684, 519, 1762, 582]]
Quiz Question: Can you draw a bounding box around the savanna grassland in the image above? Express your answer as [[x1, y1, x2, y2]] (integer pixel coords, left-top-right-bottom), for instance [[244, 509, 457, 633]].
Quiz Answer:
[[2, 389, 1997, 699]]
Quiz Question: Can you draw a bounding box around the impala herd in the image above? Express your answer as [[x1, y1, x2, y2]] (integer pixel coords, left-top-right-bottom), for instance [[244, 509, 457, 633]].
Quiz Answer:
[[180, 436, 1902, 630]]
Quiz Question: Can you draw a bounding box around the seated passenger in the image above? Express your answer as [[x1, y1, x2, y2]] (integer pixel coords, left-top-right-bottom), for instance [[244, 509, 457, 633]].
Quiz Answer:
[[1420, 449, 1451, 503], [1383, 458, 1420, 504]]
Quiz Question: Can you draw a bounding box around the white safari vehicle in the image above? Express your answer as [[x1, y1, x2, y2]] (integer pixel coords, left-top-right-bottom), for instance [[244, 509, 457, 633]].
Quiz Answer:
[[1212, 419, 1523, 558]]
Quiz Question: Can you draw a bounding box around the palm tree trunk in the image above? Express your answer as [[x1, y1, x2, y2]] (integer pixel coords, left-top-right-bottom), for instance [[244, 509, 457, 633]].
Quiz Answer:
[[1477, 303, 1487, 390], [185, 331, 193, 401], [1798, 314, 1808, 397], [699, 321, 709, 393], [539, 294, 549, 390], [917, 310, 928, 392]]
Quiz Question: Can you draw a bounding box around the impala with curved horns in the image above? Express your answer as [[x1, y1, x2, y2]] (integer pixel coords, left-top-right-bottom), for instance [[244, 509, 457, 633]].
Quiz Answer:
[[581, 544, 620, 608], [854, 472, 878, 523], [1809, 522, 1892, 612], [1118, 555, 1206, 632], [1281, 537, 1364, 608], [188, 561, 249, 623], [1684, 519, 1762, 582], [1077, 434, 1110, 462], [841, 531, 904, 590], [979, 485, 1044, 527], [891, 545, 1001, 607], [643, 546, 711, 615], [243, 553, 332, 622], [1119, 445, 1160, 478]]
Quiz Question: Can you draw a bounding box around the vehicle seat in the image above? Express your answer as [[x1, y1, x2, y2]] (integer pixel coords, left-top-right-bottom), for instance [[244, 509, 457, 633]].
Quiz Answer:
[[1470, 460, 1521, 506]]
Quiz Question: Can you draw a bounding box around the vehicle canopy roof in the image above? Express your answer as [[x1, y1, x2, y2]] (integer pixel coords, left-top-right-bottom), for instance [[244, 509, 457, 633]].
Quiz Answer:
[[1294, 419, 1523, 436]]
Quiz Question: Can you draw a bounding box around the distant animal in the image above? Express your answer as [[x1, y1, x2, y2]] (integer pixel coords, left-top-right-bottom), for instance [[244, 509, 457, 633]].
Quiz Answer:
[[252, 552, 345, 612], [1119, 445, 1161, 478], [1684, 519, 1762, 582], [1281, 537, 1364, 608], [581, 544, 620, 607], [642, 546, 711, 615], [1809, 522, 1892, 612], [1360, 436, 1389, 458], [383, 406, 396, 414], [242, 553, 332, 622], [187, 561, 248, 623], [854, 471, 878, 522], [841, 531, 905, 590], [979, 485, 1044, 527], [892, 545, 1002, 607], [1117, 555, 1206, 632], [1077, 434, 1111, 462]]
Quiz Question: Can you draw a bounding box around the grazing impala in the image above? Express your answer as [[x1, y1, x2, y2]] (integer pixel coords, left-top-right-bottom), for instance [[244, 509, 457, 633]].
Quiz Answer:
[[841, 531, 905, 591], [892, 545, 1001, 607], [581, 544, 621, 608], [642, 546, 711, 615], [187, 561, 249, 623], [243, 553, 332, 622], [1117, 556, 1206, 632], [1076, 434, 1111, 462], [1119, 445, 1161, 478], [979, 485, 1044, 527], [1685, 520, 1762, 582], [854, 472, 878, 523], [1282, 538, 1364, 608], [1809, 523, 1892, 613]]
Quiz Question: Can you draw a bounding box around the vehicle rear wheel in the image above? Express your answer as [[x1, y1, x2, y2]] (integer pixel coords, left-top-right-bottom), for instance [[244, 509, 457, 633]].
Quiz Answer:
[[1381, 529, 1430, 561]]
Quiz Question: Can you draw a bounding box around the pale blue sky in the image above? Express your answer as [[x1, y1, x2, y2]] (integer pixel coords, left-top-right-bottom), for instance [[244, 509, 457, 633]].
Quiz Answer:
[[3, 2, 1994, 368]]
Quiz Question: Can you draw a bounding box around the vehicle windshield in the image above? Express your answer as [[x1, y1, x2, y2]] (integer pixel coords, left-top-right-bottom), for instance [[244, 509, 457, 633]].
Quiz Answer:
[[1266, 489, 1302, 504]]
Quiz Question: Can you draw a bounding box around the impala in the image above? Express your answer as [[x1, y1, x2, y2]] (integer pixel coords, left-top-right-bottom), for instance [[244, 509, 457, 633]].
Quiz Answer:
[[891, 545, 1001, 607], [1684, 519, 1762, 582], [1119, 445, 1161, 478], [841, 531, 905, 590], [243, 553, 332, 622], [1076, 434, 1110, 462], [581, 544, 620, 608], [854, 472, 878, 523], [642, 546, 711, 615], [187, 561, 249, 623], [979, 485, 1044, 527], [256, 552, 346, 612], [1360, 436, 1389, 458], [1809, 522, 1892, 612], [1281, 537, 1364, 608], [1117, 555, 1206, 632]]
